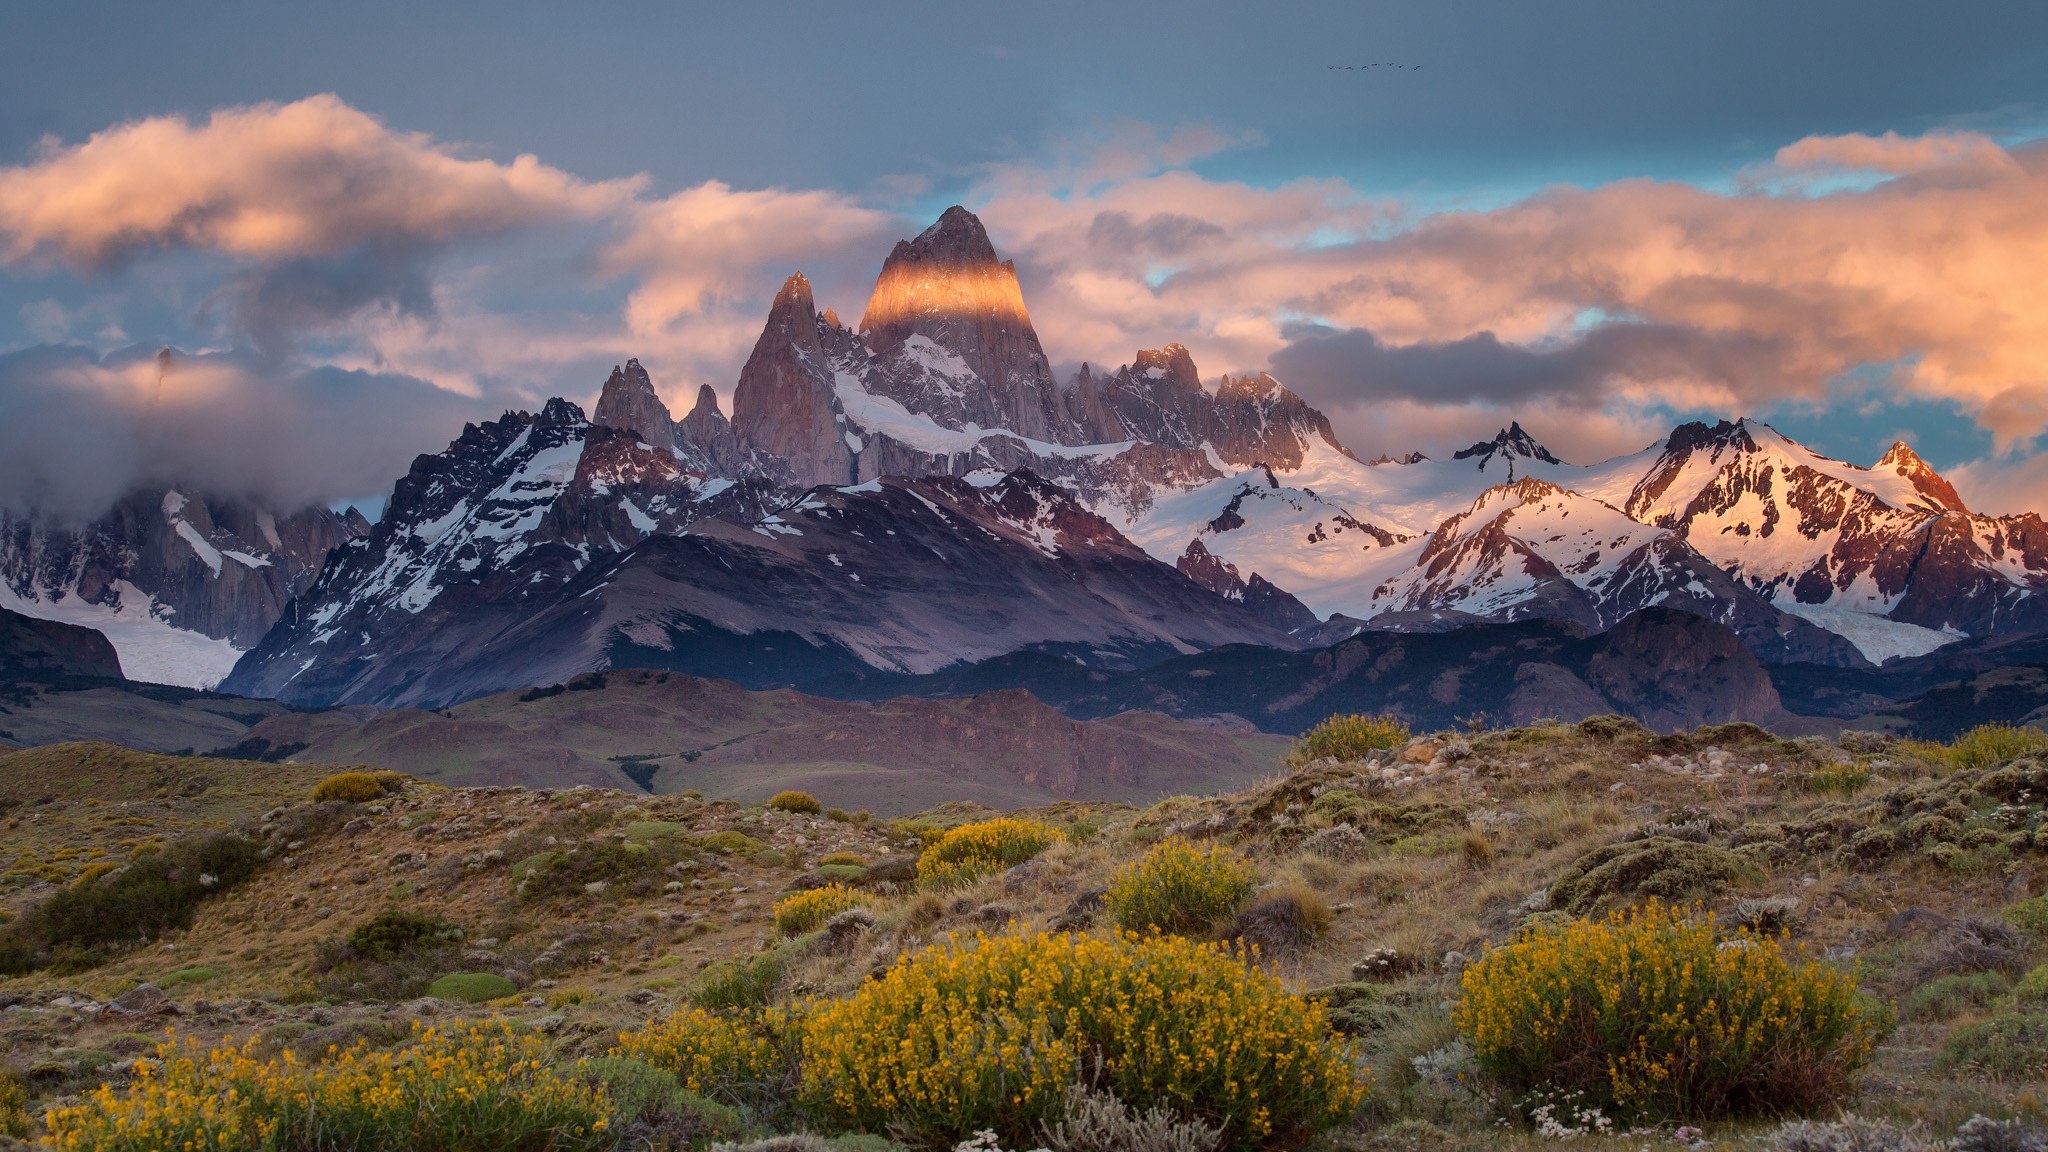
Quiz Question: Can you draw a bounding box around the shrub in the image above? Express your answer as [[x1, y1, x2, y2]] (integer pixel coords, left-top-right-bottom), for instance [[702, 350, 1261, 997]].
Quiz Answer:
[[1576, 714, 1651, 742], [348, 908, 464, 961], [581, 1058, 746, 1149], [1107, 837, 1258, 936], [0, 831, 264, 973], [700, 830, 769, 857], [0, 1074, 28, 1140], [916, 818, 1064, 886], [613, 1004, 802, 1110], [693, 952, 785, 1011], [160, 965, 217, 990], [769, 790, 824, 815], [2004, 894, 2048, 936], [1290, 713, 1412, 765], [819, 852, 866, 867], [774, 885, 867, 937], [623, 821, 692, 844], [312, 771, 396, 803], [43, 1021, 615, 1152], [1227, 883, 1331, 956], [1769, 1116, 1939, 1152], [516, 841, 660, 900], [1548, 837, 1756, 916], [2016, 965, 2048, 1005], [1905, 972, 2013, 1021], [1906, 724, 2048, 772], [426, 972, 518, 1002], [1041, 1084, 1223, 1152], [800, 931, 1367, 1150], [1453, 902, 1886, 1121], [1938, 1013, 2048, 1081]]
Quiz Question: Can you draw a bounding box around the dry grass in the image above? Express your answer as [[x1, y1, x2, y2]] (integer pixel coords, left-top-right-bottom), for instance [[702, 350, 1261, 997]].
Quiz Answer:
[[2, 722, 2047, 1148]]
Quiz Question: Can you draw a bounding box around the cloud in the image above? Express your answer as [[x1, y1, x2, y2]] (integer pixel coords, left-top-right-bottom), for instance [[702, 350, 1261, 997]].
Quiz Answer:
[[1766, 129, 2020, 179], [969, 127, 2048, 454], [0, 94, 639, 350], [0, 343, 476, 522], [1268, 321, 1791, 410], [605, 181, 898, 338], [0, 94, 637, 268]]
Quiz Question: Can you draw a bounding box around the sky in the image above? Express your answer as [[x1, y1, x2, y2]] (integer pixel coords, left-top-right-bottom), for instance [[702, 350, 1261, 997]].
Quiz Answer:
[[4, 0, 2048, 520]]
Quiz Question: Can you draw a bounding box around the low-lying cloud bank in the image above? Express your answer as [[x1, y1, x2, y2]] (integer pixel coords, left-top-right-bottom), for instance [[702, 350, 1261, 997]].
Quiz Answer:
[[0, 344, 475, 522]]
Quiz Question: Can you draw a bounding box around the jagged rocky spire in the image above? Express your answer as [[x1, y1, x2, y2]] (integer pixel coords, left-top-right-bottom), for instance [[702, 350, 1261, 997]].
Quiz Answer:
[[591, 358, 676, 450]]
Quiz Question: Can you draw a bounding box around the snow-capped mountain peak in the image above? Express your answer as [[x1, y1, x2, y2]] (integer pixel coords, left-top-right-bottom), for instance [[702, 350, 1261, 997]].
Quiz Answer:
[[1451, 421, 1563, 475]]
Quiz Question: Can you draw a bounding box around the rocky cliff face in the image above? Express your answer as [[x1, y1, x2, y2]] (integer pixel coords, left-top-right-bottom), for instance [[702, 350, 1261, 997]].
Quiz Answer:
[[588, 359, 677, 451], [221, 398, 782, 704], [858, 205, 1071, 444], [0, 606, 122, 679], [729, 273, 856, 488], [0, 489, 366, 686]]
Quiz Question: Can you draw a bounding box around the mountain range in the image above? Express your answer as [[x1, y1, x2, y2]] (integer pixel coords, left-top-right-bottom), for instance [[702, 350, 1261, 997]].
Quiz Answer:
[[7, 205, 2048, 726]]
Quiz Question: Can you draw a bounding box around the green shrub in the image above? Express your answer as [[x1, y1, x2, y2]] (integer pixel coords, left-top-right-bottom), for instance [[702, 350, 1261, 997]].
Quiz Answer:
[[699, 830, 768, 857], [808, 863, 868, 885], [692, 952, 785, 1011], [914, 818, 1064, 886], [516, 841, 660, 900], [160, 966, 218, 990], [0, 831, 264, 973], [1937, 1012, 2048, 1080], [579, 1057, 747, 1146], [622, 821, 691, 844], [2016, 965, 2048, 1006], [1290, 713, 1412, 765], [1454, 903, 1887, 1121], [311, 771, 395, 803], [799, 930, 1368, 1150], [1905, 971, 2012, 1021], [1107, 837, 1259, 936], [347, 908, 464, 962], [1548, 837, 1757, 916], [768, 790, 823, 815], [425, 972, 517, 1003], [2004, 894, 2048, 936]]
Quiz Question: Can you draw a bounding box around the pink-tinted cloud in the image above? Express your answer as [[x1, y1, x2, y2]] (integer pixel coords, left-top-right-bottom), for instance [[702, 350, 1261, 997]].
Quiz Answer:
[[1768, 129, 2020, 178], [972, 127, 2048, 455], [0, 94, 638, 269], [606, 181, 897, 338]]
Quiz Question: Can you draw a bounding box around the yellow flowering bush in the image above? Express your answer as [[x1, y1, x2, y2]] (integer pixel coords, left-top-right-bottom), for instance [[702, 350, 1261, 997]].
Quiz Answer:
[[612, 1003, 803, 1110], [801, 930, 1367, 1150], [312, 771, 394, 803], [1902, 722, 2048, 772], [1289, 713, 1412, 765], [1453, 902, 1887, 1121], [768, 790, 824, 814], [773, 884, 867, 937], [44, 1020, 614, 1151], [915, 817, 1064, 886], [1107, 837, 1258, 936]]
